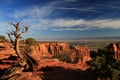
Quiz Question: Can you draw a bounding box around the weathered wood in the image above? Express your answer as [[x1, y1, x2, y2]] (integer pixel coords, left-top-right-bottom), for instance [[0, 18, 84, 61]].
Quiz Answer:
[[1, 60, 27, 79], [1, 22, 38, 79]]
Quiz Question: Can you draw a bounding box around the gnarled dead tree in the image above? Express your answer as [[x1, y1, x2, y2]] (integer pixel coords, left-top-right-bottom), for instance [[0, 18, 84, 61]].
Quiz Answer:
[[7, 22, 29, 60], [1, 22, 38, 79]]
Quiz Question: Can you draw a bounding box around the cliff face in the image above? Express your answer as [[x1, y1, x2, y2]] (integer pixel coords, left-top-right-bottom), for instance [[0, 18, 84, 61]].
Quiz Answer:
[[0, 42, 91, 75], [30, 43, 69, 55], [75, 46, 91, 63], [29, 43, 70, 60], [0, 42, 91, 64], [108, 43, 120, 60], [29, 42, 91, 64], [0, 42, 15, 55]]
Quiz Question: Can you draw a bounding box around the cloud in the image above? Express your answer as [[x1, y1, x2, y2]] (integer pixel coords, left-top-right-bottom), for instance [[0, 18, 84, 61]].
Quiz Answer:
[[20, 18, 120, 31], [12, 0, 99, 20], [10, 0, 99, 31], [13, 5, 53, 19], [13, 5, 98, 20], [63, 0, 79, 2], [51, 19, 85, 27], [91, 19, 120, 29], [1, 0, 120, 32], [49, 7, 98, 12], [95, 4, 120, 9]]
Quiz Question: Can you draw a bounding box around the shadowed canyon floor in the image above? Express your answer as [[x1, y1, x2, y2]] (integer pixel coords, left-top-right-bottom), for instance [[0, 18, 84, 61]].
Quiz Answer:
[[40, 66, 97, 80], [0, 54, 96, 80]]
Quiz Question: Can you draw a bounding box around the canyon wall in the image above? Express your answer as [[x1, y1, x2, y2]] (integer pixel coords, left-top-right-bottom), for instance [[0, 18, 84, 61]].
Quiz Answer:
[[108, 43, 120, 60], [29, 42, 91, 63], [0, 42, 91, 64], [0, 42, 91, 71], [0, 42, 15, 55], [30, 43, 70, 57]]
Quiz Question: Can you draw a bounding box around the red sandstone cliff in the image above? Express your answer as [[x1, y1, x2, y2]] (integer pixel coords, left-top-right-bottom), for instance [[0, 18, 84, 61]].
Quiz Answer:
[[2, 42, 120, 80], [74, 46, 91, 64], [28, 42, 91, 64], [27, 42, 70, 61], [0, 42, 91, 63], [0, 42, 91, 67], [0, 42, 15, 54], [30, 43, 69, 56], [108, 43, 120, 60], [0, 42, 92, 80]]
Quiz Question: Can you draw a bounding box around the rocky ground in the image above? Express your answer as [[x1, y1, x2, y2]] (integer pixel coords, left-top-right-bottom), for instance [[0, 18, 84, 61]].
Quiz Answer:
[[0, 54, 96, 80], [1, 42, 120, 80], [0, 42, 94, 80]]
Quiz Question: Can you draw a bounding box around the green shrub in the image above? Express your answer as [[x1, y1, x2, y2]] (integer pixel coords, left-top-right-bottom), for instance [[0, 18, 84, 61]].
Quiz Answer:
[[73, 54, 82, 63], [87, 48, 120, 80], [24, 44, 33, 52], [0, 35, 9, 42], [26, 38, 36, 45], [53, 52, 71, 63]]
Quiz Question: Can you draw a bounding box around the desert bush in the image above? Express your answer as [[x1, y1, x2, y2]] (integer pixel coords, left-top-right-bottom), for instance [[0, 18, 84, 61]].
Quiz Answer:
[[73, 53, 82, 63], [24, 45, 33, 54], [24, 38, 37, 54], [53, 52, 71, 63], [0, 35, 9, 42], [87, 48, 120, 80], [26, 38, 37, 45]]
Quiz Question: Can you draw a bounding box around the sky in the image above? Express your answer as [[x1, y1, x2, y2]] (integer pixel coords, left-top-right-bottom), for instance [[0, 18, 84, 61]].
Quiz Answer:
[[0, 0, 120, 40]]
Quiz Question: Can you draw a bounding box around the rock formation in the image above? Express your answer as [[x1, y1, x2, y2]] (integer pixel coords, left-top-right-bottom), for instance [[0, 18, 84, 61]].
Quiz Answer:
[[0, 42, 92, 80], [0, 42, 15, 55], [28, 42, 91, 65], [0, 42, 91, 69], [108, 42, 120, 60], [75, 46, 91, 63], [28, 42, 71, 61]]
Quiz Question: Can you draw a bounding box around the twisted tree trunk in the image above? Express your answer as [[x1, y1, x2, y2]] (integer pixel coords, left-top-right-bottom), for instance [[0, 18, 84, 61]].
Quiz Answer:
[[15, 38, 25, 60], [1, 22, 38, 79]]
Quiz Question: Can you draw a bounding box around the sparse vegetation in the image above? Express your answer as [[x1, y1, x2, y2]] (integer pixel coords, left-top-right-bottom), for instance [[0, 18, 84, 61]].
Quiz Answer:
[[24, 45, 33, 54], [53, 51, 82, 64], [73, 53, 82, 63], [53, 52, 71, 63], [26, 38, 37, 45], [1, 22, 38, 79], [87, 48, 120, 80], [0, 35, 9, 42]]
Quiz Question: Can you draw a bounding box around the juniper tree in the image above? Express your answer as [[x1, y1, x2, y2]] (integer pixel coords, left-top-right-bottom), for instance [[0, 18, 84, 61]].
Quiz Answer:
[[1, 22, 38, 79]]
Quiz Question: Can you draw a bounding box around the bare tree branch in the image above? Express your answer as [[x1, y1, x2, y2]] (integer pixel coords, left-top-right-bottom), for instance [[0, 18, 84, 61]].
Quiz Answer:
[[7, 22, 29, 57], [6, 32, 14, 44], [19, 26, 30, 37], [9, 22, 20, 29], [9, 22, 16, 28], [8, 22, 30, 39], [2, 22, 38, 79]]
